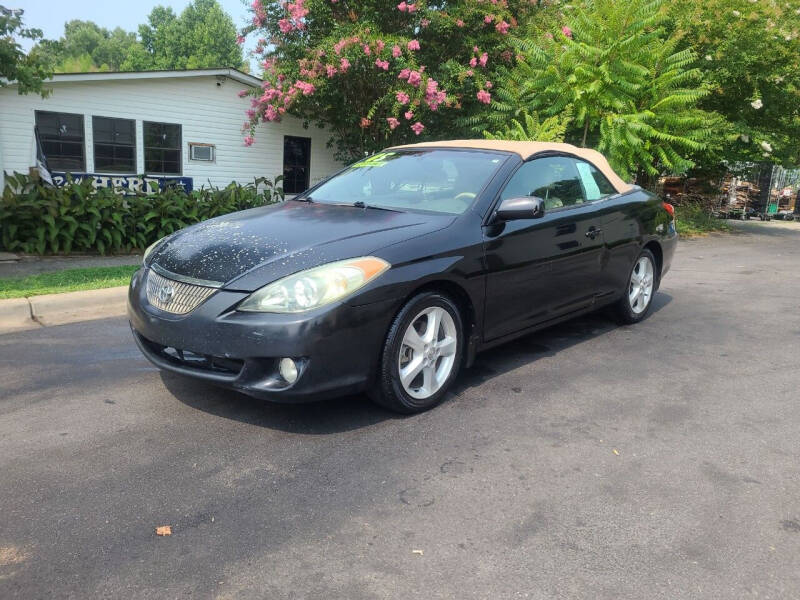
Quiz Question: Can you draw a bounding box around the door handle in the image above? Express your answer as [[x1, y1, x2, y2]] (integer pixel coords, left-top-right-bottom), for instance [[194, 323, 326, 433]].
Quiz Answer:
[[585, 227, 602, 239]]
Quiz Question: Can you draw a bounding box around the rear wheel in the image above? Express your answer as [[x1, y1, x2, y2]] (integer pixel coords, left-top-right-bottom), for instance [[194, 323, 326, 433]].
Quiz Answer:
[[370, 292, 463, 414], [613, 249, 657, 324]]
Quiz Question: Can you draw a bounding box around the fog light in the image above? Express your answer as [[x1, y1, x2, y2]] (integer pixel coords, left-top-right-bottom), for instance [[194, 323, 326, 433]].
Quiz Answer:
[[279, 357, 298, 384]]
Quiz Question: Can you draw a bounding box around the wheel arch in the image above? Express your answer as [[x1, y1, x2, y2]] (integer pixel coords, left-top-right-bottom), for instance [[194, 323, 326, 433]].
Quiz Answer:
[[395, 279, 479, 367], [643, 240, 663, 289]]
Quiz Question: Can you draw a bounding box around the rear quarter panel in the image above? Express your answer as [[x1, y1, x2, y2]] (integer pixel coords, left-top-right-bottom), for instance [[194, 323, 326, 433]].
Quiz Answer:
[[598, 188, 672, 296]]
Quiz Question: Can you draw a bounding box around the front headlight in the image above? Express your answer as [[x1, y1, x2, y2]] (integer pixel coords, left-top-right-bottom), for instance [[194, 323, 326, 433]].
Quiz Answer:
[[143, 236, 165, 264], [237, 256, 390, 313]]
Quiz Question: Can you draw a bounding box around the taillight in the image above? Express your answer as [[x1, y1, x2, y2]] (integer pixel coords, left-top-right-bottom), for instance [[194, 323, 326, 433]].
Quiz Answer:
[[662, 202, 675, 219]]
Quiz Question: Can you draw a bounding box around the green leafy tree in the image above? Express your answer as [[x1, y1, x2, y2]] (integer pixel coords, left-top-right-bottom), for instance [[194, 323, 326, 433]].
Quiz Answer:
[[478, 0, 718, 182], [483, 108, 572, 143], [33, 20, 140, 72], [669, 0, 800, 168], [241, 0, 541, 161], [128, 0, 244, 70], [0, 6, 52, 96]]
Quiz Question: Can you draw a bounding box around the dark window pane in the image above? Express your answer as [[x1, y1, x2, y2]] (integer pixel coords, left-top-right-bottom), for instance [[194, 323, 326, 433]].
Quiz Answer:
[[35, 111, 85, 172], [283, 136, 311, 194], [92, 116, 136, 173], [143, 121, 181, 175]]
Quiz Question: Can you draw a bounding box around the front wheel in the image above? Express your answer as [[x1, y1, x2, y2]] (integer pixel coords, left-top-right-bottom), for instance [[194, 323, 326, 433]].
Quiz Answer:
[[370, 292, 463, 414], [613, 249, 657, 324]]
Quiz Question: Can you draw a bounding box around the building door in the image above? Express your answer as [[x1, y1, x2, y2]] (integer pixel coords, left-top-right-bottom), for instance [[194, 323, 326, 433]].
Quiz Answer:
[[283, 136, 311, 194]]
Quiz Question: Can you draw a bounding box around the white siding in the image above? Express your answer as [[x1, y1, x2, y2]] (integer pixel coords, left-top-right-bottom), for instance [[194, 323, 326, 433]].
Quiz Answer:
[[0, 75, 342, 191]]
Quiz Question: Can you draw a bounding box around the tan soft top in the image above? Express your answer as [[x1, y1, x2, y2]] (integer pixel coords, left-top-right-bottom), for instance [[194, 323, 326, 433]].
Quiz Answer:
[[389, 139, 632, 194]]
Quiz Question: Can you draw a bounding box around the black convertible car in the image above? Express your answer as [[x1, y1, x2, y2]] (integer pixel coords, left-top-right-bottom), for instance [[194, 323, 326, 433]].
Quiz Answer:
[[129, 140, 677, 413]]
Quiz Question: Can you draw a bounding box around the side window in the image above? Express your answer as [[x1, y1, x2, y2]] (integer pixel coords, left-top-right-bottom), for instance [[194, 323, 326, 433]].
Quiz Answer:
[[575, 160, 617, 200], [144, 121, 182, 175], [35, 111, 85, 172], [93, 116, 136, 174], [500, 156, 585, 210]]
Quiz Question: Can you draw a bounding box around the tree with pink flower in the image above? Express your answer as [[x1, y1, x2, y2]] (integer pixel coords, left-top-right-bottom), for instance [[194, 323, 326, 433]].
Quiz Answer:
[[238, 0, 538, 160]]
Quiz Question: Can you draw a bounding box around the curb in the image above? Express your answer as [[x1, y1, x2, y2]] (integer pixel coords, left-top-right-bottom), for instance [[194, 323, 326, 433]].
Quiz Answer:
[[0, 286, 128, 335]]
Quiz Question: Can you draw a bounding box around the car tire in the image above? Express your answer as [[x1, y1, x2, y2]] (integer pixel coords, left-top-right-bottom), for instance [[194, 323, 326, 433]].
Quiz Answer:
[[369, 291, 464, 414], [613, 248, 658, 325]]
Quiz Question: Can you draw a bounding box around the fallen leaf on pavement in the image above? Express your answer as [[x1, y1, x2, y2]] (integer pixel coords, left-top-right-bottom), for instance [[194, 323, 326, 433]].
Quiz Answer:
[[155, 526, 172, 536], [612, 449, 620, 455], [412, 549, 423, 555]]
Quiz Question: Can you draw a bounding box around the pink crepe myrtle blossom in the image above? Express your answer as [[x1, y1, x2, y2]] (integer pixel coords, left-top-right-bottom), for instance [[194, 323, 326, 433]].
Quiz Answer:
[[340, 58, 351, 71], [265, 104, 279, 120], [294, 80, 316, 95], [496, 20, 510, 34], [360, 117, 371, 128], [477, 90, 491, 104], [278, 19, 292, 33], [396, 91, 410, 104], [484, 15, 493, 23], [465, 69, 474, 76], [484, 80, 493, 89], [326, 64, 337, 77], [398, 68, 411, 80], [479, 52, 488, 67], [407, 39, 420, 51], [244, 136, 255, 146], [376, 39, 385, 52], [236, 35, 245, 45], [387, 117, 400, 130], [425, 79, 447, 110], [251, 0, 266, 26], [407, 3, 417, 12], [410, 121, 425, 135], [407, 70, 422, 87], [363, 44, 371, 55], [397, 1, 408, 11], [456, 19, 464, 27], [469, 56, 477, 67], [238, 89, 249, 97], [375, 59, 389, 70], [404, 110, 414, 120], [562, 25, 572, 38], [420, 18, 430, 28], [392, 45, 402, 58]]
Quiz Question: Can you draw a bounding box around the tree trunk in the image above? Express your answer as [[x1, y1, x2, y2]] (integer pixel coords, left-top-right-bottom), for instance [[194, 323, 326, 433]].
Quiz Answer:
[[581, 119, 589, 147]]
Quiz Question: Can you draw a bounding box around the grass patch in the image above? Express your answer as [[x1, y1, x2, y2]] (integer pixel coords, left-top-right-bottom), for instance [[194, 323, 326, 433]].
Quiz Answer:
[[0, 265, 139, 299], [676, 204, 731, 237]]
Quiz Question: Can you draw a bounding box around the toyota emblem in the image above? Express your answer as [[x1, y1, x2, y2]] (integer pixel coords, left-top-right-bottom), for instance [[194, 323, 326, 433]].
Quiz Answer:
[[157, 283, 175, 305]]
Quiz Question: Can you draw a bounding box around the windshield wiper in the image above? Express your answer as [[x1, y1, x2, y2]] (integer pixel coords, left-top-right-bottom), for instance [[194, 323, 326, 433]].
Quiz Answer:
[[351, 201, 401, 212]]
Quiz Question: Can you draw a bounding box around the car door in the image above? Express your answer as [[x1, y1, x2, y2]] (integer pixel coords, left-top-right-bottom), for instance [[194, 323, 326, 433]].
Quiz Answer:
[[482, 155, 606, 341], [572, 158, 633, 299]]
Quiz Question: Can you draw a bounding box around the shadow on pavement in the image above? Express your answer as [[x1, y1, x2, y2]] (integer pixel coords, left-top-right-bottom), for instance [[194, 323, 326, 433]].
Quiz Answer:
[[163, 293, 672, 433]]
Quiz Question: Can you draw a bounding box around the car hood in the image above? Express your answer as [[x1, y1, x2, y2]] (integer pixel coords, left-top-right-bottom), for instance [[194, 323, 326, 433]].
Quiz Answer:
[[147, 200, 455, 291]]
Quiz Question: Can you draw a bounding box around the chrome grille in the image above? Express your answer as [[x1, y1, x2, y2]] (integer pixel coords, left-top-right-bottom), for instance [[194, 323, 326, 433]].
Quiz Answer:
[[145, 269, 217, 315]]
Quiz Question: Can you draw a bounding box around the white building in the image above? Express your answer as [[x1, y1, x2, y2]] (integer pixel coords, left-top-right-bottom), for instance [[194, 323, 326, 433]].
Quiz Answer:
[[0, 68, 342, 193]]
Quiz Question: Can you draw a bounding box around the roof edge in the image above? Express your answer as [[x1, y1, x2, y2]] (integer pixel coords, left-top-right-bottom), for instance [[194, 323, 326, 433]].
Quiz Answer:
[[13, 67, 262, 88]]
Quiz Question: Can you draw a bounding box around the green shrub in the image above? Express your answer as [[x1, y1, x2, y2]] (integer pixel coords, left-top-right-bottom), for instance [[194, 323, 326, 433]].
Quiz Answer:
[[676, 202, 731, 237], [0, 173, 284, 255]]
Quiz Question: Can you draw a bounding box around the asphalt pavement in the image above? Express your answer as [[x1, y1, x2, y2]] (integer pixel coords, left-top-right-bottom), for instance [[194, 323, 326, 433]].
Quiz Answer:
[[1, 221, 799, 599]]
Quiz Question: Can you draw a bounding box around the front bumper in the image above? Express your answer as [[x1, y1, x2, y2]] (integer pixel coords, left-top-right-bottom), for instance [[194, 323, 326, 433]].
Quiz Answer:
[[128, 267, 397, 402]]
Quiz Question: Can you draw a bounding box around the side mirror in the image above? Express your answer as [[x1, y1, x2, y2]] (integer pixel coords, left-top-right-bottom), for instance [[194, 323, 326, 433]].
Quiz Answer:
[[494, 196, 545, 222]]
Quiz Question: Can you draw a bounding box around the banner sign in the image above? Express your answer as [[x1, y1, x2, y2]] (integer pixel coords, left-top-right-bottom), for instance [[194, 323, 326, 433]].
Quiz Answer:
[[52, 172, 194, 193]]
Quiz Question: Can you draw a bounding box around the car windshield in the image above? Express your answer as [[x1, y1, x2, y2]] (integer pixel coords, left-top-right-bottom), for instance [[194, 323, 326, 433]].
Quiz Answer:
[[301, 149, 507, 215]]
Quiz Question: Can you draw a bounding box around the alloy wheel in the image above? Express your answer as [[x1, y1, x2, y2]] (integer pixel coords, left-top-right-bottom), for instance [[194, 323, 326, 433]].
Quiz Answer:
[[628, 256, 654, 314], [397, 306, 458, 400]]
